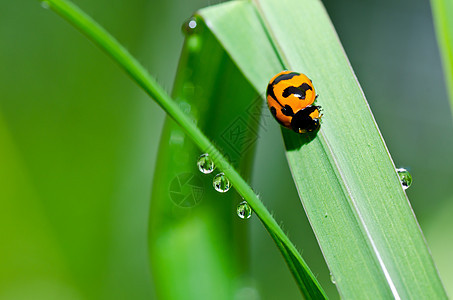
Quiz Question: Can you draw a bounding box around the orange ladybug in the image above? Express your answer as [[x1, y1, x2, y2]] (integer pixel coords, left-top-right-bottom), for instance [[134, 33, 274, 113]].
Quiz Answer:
[[266, 71, 321, 133]]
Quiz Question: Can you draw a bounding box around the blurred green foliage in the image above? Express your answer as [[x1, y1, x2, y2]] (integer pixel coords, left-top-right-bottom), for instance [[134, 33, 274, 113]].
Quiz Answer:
[[149, 17, 261, 298], [0, 0, 452, 299], [0, 0, 207, 299]]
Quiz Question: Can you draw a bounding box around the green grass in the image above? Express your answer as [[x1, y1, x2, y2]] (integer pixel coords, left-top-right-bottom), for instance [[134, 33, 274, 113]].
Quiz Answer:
[[37, 0, 448, 298], [430, 0, 453, 297], [431, 0, 453, 114], [149, 20, 263, 299], [201, 0, 447, 298], [38, 0, 327, 298]]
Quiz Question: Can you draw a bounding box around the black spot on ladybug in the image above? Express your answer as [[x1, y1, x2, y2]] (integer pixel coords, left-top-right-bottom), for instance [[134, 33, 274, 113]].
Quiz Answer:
[[272, 72, 299, 85], [282, 82, 313, 100], [270, 106, 285, 126], [281, 105, 295, 116], [270, 106, 277, 117], [283, 86, 306, 99], [267, 83, 284, 108], [300, 83, 312, 92], [267, 83, 276, 101]]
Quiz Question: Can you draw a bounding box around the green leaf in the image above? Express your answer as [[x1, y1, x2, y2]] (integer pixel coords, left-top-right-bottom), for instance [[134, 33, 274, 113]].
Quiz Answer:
[[201, 0, 448, 298], [38, 0, 327, 298], [431, 0, 453, 114], [149, 22, 262, 299]]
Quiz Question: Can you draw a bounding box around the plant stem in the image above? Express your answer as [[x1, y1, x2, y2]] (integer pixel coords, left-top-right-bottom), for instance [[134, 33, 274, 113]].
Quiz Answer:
[[38, 0, 327, 297]]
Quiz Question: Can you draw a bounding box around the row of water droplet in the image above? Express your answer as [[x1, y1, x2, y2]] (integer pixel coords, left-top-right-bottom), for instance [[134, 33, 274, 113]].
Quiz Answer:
[[197, 153, 252, 219], [197, 152, 412, 219], [197, 153, 232, 192]]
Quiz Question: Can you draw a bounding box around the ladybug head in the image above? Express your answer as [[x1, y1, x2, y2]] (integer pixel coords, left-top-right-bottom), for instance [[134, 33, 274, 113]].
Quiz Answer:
[[290, 106, 321, 134]]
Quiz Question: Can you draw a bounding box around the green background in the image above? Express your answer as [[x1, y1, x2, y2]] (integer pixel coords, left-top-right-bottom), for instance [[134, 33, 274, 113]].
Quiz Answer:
[[0, 0, 451, 299]]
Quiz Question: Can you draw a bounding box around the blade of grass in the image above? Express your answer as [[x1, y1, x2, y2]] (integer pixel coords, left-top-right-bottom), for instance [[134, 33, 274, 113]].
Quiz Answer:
[[38, 0, 327, 298], [431, 0, 453, 114], [200, 0, 448, 298], [257, 0, 447, 297], [149, 21, 262, 299]]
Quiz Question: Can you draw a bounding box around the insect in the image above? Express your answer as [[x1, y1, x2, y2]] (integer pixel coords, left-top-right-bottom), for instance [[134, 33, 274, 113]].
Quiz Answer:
[[266, 71, 322, 134]]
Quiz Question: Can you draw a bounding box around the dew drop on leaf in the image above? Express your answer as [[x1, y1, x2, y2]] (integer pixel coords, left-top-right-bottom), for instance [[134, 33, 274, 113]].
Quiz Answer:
[[41, 1, 50, 9], [197, 153, 215, 174], [237, 201, 252, 219], [213, 172, 231, 193], [396, 168, 412, 190], [182, 17, 198, 35], [330, 272, 336, 284]]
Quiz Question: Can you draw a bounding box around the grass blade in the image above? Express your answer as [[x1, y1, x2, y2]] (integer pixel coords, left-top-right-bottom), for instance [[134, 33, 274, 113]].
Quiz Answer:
[[431, 0, 453, 113], [38, 0, 327, 297], [201, 0, 448, 298], [149, 21, 261, 299]]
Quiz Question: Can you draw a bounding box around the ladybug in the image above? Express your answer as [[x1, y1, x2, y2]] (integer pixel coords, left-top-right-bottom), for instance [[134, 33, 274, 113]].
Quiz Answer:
[[266, 71, 322, 133]]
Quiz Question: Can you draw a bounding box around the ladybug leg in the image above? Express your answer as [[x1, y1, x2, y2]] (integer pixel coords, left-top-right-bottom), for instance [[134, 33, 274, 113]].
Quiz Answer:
[[315, 105, 323, 118]]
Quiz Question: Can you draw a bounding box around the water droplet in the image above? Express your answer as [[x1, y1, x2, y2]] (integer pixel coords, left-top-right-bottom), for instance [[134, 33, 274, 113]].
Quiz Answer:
[[197, 153, 215, 174], [237, 201, 252, 219], [41, 1, 50, 9], [234, 286, 259, 300], [396, 168, 412, 190], [178, 101, 191, 114], [324, 213, 328, 218], [330, 272, 336, 284], [182, 17, 198, 35], [169, 128, 185, 145], [188, 20, 197, 29], [213, 172, 231, 193]]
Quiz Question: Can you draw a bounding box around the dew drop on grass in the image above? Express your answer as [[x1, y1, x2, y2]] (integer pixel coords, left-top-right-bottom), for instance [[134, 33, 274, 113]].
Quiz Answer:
[[213, 172, 231, 193], [237, 201, 252, 219], [188, 20, 197, 29], [41, 1, 50, 9], [396, 168, 412, 190], [197, 153, 215, 174], [330, 272, 336, 284], [182, 17, 198, 35]]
